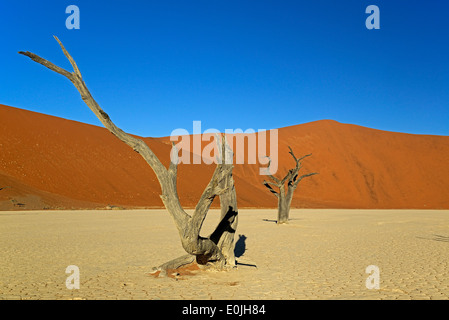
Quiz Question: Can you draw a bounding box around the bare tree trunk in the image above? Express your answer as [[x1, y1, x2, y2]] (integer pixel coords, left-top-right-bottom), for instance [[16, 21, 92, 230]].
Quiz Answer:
[[277, 189, 289, 224], [19, 37, 238, 276], [212, 166, 238, 266], [263, 147, 317, 224]]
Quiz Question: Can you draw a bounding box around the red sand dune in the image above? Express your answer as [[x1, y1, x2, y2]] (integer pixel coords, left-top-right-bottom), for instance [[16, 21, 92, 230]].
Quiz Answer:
[[1, 103, 448, 210]]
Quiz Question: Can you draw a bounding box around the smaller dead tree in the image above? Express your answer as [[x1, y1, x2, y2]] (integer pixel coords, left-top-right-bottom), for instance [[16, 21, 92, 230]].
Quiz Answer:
[[263, 147, 317, 224]]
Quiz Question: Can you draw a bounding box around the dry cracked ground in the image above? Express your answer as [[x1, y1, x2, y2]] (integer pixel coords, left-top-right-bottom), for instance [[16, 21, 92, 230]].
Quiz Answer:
[[1, 209, 449, 300]]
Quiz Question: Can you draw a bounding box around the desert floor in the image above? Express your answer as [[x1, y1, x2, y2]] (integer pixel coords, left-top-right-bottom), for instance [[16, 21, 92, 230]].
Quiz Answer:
[[1, 209, 448, 300]]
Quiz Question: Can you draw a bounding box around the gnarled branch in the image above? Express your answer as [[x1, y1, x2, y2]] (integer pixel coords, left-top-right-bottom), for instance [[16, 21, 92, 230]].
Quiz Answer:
[[263, 181, 279, 197], [20, 36, 238, 273]]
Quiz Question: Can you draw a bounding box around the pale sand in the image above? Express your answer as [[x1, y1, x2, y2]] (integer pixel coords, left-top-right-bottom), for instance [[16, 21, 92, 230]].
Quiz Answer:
[[1, 209, 448, 300]]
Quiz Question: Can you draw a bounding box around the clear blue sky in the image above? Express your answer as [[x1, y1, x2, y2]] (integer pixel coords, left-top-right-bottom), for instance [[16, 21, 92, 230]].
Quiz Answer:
[[1, 0, 448, 137]]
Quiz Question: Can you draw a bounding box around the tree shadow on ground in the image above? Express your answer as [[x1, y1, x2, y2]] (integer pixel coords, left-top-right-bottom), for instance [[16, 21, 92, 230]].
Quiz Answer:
[[262, 218, 302, 224], [234, 234, 247, 258], [234, 234, 257, 268], [417, 234, 449, 243]]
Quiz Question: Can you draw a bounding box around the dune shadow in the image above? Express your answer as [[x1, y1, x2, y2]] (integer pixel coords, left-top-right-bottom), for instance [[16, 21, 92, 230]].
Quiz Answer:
[[417, 234, 449, 243]]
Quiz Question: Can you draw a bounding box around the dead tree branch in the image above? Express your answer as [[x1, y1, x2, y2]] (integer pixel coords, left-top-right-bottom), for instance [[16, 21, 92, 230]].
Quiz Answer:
[[20, 37, 238, 274]]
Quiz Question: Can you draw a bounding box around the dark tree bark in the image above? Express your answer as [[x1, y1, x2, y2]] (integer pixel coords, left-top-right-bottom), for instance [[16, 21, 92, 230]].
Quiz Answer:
[[263, 147, 317, 224], [19, 36, 238, 276]]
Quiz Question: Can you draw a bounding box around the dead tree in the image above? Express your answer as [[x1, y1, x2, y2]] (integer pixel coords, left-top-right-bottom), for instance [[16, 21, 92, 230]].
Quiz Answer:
[[19, 36, 238, 276], [263, 147, 317, 224]]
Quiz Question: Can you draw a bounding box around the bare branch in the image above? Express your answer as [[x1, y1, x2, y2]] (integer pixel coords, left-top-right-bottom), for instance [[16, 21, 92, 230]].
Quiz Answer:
[[21, 37, 239, 271], [265, 158, 281, 184], [189, 134, 234, 246], [263, 180, 280, 188], [20, 37, 190, 229], [53, 36, 82, 78], [168, 142, 179, 176], [18, 51, 74, 80], [20, 38, 168, 177], [281, 170, 294, 185], [288, 146, 312, 167], [288, 146, 298, 163], [297, 153, 313, 163], [263, 181, 279, 198], [293, 172, 318, 188]]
